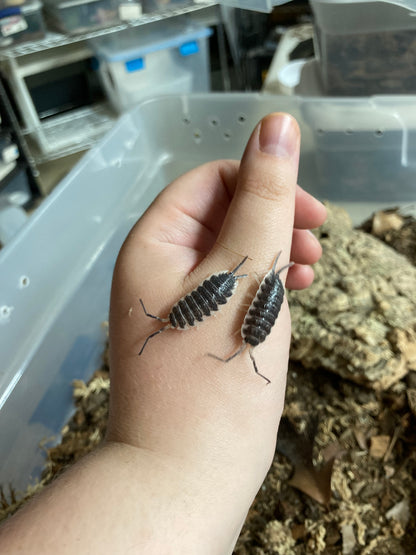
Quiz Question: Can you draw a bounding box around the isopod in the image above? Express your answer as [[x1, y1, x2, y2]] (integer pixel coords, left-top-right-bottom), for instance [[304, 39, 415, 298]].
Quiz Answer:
[[138, 255, 248, 355], [209, 251, 293, 384]]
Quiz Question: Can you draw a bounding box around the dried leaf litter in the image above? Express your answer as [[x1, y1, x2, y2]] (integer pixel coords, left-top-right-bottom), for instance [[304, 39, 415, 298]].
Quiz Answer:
[[1, 203, 416, 554]]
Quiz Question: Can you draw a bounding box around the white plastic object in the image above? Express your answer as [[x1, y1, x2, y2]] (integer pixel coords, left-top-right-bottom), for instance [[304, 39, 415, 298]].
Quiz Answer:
[[118, 0, 142, 19], [262, 23, 313, 95], [2, 143, 19, 164]]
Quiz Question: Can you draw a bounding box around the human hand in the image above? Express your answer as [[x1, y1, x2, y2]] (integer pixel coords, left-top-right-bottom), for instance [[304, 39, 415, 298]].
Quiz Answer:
[[107, 112, 326, 553], [0, 113, 326, 555]]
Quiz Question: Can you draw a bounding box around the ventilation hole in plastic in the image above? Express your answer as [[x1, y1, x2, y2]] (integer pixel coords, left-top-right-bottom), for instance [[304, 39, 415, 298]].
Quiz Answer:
[[209, 117, 220, 127], [317, 128, 324, 135], [237, 113, 247, 124], [375, 129, 384, 137], [193, 129, 202, 144], [346, 128, 354, 135], [182, 116, 191, 125], [19, 275, 30, 288], [223, 130, 232, 141], [1, 306, 11, 318]]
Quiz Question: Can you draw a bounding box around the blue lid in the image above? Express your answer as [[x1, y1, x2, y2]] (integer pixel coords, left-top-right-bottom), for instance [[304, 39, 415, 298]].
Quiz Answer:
[[92, 26, 212, 63], [0, 6, 21, 18]]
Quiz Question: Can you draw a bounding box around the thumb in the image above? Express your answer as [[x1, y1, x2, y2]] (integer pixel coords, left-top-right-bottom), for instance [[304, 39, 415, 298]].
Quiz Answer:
[[209, 112, 300, 278]]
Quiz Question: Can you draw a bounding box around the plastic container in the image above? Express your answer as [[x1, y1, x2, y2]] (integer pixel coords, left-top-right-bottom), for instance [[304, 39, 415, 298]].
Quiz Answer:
[[0, 164, 34, 204], [310, 0, 416, 95], [142, 0, 189, 13], [0, 93, 415, 491], [0, 0, 45, 46], [215, 0, 294, 12], [43, 0, 139, 34], [91, 22, 212, 113], [0, 195, 28, 246], [295, 59, 325, 96]]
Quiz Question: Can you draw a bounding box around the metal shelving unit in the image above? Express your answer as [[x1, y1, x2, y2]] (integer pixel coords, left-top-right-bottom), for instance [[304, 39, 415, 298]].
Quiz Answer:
[[0, 2, 220, 165], [0, 77, 41, 201], [0, 2, 218, 58]]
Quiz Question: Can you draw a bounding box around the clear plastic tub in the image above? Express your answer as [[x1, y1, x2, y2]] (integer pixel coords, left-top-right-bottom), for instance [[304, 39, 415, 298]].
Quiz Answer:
[[0, 195, 29, 246], [216, 0, 293, 12], [91, 22, 212, 113], [310, 0, 416, 95], [142, 0, 190, 13], [43, 0, 137, 34], [1, 93, 415, 491]]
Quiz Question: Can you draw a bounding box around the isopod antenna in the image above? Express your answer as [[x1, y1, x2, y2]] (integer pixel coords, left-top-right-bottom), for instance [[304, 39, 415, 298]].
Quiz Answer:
[[230, 255, 248, 279]]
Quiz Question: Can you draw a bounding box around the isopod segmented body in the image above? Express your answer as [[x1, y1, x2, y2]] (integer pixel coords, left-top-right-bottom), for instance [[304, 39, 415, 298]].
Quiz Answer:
[[138, 255, 248, 355], [209, 251, 293, 384]]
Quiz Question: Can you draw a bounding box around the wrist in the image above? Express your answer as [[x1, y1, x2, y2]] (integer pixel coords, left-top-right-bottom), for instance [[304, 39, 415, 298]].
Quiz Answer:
[[100, 440, 247, 554]]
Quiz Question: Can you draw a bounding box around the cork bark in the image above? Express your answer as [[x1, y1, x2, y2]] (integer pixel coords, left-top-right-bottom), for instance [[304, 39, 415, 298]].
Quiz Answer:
[[289, 203, 416, 390]]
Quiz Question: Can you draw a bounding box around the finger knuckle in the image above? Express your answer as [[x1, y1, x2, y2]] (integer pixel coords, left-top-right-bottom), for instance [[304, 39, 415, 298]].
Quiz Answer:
[[241, 167, 292, 202]]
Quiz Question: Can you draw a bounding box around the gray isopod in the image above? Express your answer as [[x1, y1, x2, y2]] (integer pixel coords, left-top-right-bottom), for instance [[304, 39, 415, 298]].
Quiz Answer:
[[138, 255, 248, 355], [209, 251, 293, 384]]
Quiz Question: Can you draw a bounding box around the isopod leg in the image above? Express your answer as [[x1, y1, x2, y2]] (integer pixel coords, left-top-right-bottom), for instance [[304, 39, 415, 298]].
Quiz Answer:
[[139, 298, 169, 323], [138, 325, 170, 356], [248, 349, 271, 385], [207, 343, 246, 363]]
